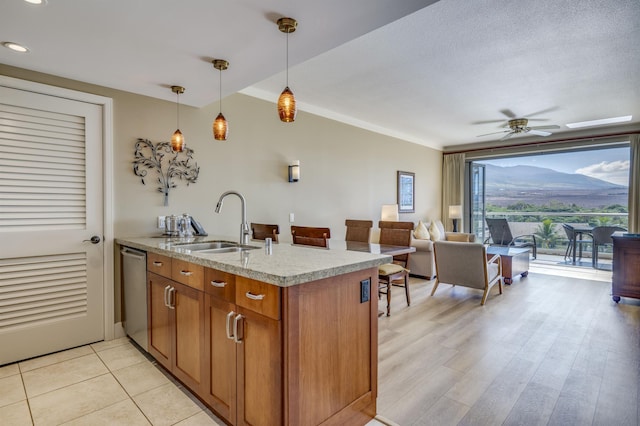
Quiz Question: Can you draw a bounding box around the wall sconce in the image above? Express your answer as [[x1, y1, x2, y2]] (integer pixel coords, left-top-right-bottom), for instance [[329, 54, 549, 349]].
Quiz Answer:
[[212, 59, 229, 141], [380, 204, 399, 221], [170, 85, 185, 152], [277, 17, 298, 122], [288, 160, 300, 182], [449, 204, 462, 232]]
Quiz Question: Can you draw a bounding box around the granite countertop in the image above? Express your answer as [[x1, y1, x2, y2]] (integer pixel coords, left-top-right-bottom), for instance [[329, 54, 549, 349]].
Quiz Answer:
[[116, 235, 392, 287]]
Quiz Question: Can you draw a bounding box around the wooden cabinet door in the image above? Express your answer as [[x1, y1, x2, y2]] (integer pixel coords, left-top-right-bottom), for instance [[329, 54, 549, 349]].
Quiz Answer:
[[148, 273, 172, 369], [236, 307, 282, 426], [172, 282, 205, 394], [204, 295, 237, 424]]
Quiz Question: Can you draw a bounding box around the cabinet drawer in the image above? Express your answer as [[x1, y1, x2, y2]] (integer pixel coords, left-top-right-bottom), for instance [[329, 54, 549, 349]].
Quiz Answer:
[[204, 268, 236, 303], [172, 259, 204, 290], [147, 252, 172, 278], [236, 277, 280, 320]]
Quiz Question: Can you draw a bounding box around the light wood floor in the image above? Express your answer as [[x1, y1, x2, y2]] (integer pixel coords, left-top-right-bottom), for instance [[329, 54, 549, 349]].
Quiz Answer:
[[377, 268, 640, 426]]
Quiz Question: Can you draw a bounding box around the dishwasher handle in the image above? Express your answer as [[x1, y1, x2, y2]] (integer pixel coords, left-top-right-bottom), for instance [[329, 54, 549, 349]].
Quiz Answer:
[[120, 247, 146, 260]]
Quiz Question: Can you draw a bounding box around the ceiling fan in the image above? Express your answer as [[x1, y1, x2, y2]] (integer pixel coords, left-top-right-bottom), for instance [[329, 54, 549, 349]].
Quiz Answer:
[[474, 108, 561, 141]]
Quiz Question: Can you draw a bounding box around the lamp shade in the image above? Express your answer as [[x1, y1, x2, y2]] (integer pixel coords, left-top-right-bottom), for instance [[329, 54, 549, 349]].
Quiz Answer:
[[381, 204, 399, 221], [171, 129, 185, 152], [213, 112, 228, 141], [449, 205, 462, 219], [278, 87, 296, 122]]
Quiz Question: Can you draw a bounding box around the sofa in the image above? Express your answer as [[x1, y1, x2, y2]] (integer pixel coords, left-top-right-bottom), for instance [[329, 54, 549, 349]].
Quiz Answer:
[[408, 220, 476, 279]]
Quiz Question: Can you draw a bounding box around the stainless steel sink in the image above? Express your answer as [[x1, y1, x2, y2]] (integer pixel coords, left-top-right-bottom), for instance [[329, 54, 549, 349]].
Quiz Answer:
[[173, 241, 238, 251], [173, 241, 259, 253]]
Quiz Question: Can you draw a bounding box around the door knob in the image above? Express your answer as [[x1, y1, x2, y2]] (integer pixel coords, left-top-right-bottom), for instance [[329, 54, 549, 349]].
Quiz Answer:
[[83, 236, 101, 244]]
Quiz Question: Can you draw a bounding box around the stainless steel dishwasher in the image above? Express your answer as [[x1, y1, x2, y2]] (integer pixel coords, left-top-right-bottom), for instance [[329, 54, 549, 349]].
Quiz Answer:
[[120, 246, 148, 351]]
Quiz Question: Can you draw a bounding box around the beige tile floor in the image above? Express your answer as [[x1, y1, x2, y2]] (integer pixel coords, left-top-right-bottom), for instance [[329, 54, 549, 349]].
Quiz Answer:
[[0, 337, 225, 426], [0, 337, 390, 425]]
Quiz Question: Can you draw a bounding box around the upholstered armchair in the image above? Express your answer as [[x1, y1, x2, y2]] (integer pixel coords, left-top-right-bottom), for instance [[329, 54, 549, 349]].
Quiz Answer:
[[431, 241, 503, 305], [408, 220, 476, 279]]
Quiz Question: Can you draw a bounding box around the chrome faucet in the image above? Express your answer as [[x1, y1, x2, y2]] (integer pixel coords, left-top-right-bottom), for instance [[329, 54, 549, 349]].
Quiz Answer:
[[215, 190, 250, 246]]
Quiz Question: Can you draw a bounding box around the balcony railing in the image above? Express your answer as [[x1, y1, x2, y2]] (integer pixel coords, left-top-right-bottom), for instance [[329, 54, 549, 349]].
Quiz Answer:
[[476, 211, 629, 259]]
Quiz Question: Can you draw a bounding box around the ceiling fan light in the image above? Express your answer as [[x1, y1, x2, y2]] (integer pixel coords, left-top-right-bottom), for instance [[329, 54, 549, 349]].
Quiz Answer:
[[213, 112, 228, 141], [171, 129, 185, 152], [278, 87, 296, 122]]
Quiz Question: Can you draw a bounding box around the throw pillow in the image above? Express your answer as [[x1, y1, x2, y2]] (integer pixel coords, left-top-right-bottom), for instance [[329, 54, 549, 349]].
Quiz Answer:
[[447, 233, 471, 242], [429, 221, 441, 241], [414, 220, 430, 240]]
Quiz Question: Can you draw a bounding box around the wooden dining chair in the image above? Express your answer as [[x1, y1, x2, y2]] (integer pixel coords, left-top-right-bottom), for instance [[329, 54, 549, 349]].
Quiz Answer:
[[377, 220, 414, 316], [345, 219, 373, 243], [251, 223, 279, 242], [291, 226, 331, 248]]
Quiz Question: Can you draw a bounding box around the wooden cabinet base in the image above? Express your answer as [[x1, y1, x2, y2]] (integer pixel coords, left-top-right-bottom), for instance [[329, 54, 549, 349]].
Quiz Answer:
[[149, 264, 378, 425]]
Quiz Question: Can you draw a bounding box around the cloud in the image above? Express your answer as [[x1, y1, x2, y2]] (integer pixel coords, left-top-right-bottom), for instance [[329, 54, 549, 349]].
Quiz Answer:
[[575, 160, 629, 185]]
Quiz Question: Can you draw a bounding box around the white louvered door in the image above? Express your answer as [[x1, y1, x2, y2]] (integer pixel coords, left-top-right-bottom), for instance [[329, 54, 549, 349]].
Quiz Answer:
[[0, 85, 104, 365]]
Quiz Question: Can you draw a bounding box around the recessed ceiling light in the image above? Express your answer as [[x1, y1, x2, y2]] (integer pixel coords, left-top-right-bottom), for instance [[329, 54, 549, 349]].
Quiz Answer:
[[24, 0, 47, 4], [566, 115, 632, 129], [2, 42, 30, 53]]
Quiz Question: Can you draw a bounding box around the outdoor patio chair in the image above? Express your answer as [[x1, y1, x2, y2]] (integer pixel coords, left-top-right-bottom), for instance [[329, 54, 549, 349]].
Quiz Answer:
[[562, 223, 592, 261], [591, 225, 626, 268], [485, 218, 537, 259]]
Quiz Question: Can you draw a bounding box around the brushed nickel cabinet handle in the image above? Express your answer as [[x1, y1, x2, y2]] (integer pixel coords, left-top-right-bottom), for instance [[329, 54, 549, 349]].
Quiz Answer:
[[226, 311, 236, 340], [233, 314, 244, 344], [163, 285, 171, 308], [180, 270, 193, 276], [153, 261, 163, 267], [245, 292, 265, 301], [168, 287, 176, 309], [211, 280, 227, 288]]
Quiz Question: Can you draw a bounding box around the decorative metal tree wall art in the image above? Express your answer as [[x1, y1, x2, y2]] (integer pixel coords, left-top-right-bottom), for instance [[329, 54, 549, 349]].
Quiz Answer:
[[133, 138, 199, 206]]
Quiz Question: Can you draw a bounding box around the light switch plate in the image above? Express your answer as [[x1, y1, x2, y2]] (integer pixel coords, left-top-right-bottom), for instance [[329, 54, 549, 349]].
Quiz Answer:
[[289, 213, 295, 223], [157, 216, 166, 229]]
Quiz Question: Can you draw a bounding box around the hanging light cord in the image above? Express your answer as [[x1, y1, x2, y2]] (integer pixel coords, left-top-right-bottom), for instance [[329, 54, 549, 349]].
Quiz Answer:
[[176, 92, 180, 128], [219, 69, 222, 113], [285, 31, 289, 86]]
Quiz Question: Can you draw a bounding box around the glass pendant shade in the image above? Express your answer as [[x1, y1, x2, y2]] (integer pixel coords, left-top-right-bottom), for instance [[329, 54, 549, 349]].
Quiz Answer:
[[213, 112, 228, 141], [170, 85, 185, 152], [171, 129, 185, 152], [212, 59, 229, 141], [278, 86, 296, 122]]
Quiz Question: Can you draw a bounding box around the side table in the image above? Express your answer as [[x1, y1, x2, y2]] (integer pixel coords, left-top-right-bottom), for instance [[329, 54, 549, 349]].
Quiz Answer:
[[486, 246, 530, 284]]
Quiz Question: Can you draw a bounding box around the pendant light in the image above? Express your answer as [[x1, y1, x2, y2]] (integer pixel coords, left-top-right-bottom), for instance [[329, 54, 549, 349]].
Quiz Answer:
[[277, 17, 297, 122], [170, 85, 185, 152], [212, 59, 229, 141]]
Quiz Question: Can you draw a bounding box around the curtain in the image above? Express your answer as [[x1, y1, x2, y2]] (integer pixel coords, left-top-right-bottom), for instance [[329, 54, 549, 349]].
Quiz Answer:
[[442, 153, 465, 231], [629, 134, 640, 233]]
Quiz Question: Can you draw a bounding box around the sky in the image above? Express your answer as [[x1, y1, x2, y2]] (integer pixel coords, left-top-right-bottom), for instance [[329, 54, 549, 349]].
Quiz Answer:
[[479, 146, 630, 186]]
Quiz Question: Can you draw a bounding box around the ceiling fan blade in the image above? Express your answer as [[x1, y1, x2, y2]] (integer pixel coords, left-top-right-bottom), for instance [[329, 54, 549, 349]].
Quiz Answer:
[[524, 106, 559, 118], [471, 119, 508, 125], [528, 129, 552, 137], [499, 109, 517, 119], [525, 118, 550, 122], [530, 125, 561, 129], [500, 132, 515, 141], [476, 130, 510, 137]]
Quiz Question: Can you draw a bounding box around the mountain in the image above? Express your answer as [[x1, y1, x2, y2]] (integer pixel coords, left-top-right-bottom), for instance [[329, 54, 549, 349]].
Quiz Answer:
[[482, 164, 628, 208], [483, 164, 625, 190]]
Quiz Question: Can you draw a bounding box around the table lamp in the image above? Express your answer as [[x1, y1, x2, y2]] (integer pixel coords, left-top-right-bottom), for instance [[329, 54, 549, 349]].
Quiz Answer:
[[381, 204, 399, 221], [449, 205, 462, 232]]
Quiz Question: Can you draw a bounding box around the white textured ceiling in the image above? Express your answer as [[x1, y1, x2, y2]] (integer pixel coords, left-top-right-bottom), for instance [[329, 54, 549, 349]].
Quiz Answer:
[[2, 0, 639, 150]]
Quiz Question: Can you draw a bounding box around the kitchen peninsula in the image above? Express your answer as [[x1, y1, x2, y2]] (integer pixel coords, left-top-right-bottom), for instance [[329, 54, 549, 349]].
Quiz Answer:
[[116, 236, 392, 425]]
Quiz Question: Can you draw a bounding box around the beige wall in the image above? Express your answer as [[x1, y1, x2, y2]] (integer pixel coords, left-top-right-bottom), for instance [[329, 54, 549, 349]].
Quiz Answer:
[[1, 64, 443, 321]]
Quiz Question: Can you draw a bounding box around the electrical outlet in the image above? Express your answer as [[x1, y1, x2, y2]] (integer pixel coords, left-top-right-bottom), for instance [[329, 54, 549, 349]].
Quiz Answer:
[[157, 216, 166, 229], [360, 279, 370, 303], [289, 213, 295, 223]]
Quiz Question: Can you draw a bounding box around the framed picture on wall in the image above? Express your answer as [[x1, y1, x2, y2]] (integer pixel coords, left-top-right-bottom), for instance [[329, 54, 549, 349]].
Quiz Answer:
[[397, 171, 415, 213]]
